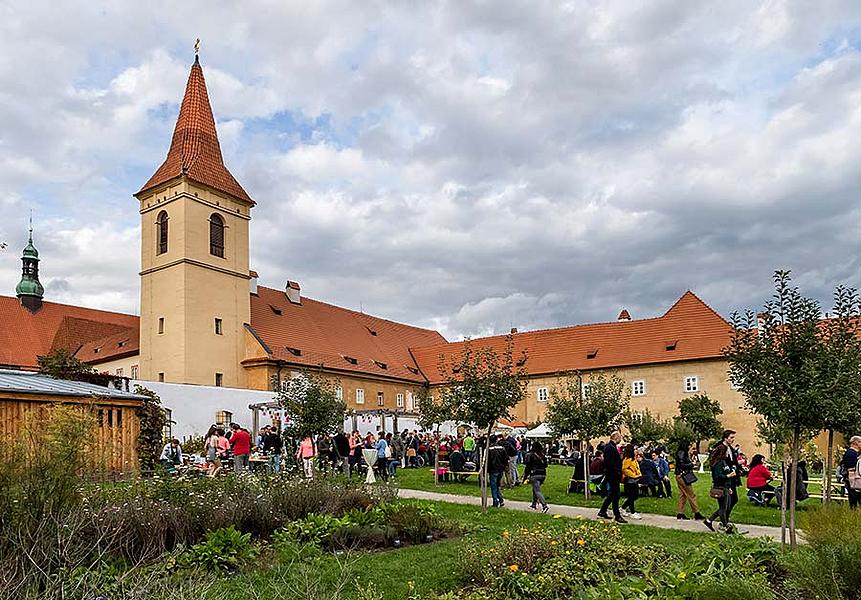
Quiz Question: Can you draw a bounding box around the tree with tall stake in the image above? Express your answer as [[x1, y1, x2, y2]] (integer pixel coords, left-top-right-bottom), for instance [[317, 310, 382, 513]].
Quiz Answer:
[[274, 371, 346, 442], [546, 371, 629, 500], [725, 271, 850, 549], [415, 388, 451, 485], [677, 393, 723, 453], [438, 335, 527, 512]]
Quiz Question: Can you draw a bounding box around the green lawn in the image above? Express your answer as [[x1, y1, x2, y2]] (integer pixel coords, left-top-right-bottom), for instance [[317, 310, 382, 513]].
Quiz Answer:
[[392, 463, 833, 527], [208, 500, 715, 600]]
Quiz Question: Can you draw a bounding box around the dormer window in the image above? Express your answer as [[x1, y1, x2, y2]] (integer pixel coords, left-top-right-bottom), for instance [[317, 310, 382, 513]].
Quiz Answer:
[[665, 340, 678, 351], [405, 366, 419, 375], [343, 355, 358, 365], [209, 213, 225, 258], [373, 360, 387, 370], [93, 347, 100, 354], [118, 340, 126, 348], [269, 305, 283, 316], [586, 348, 598, 359], [366, 326, 377, 336], [286, 347, 302, 356], [156, 211, 168, 255]]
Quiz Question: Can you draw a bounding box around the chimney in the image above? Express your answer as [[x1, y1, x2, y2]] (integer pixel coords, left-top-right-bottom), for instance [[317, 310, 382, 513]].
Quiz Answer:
[[285, 280, 301, 305], [510, 327, 518, 334], [249, 270, 258, 295], [617, 309, 632, 322]]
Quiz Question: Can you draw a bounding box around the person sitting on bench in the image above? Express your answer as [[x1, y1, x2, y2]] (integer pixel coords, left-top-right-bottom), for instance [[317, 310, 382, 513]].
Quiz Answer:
[[745, 454, 775, 506], [640, 451, 664, 497]]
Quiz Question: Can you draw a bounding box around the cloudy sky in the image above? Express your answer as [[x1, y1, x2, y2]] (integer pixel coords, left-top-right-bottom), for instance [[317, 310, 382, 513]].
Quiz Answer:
[[1, 1, 861, 340]]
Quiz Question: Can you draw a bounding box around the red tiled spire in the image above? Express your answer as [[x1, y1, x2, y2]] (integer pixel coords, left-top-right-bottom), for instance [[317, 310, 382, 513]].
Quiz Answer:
[[137, 57, 254, 205]]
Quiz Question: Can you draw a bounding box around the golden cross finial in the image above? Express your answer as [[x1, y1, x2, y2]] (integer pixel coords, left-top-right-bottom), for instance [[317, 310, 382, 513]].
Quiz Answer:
[[194, 38, 200, 56]]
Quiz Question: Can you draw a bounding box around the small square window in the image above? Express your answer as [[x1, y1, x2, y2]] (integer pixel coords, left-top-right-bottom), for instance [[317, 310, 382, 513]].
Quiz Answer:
[[158, 317, 165, 335], [215, 373, 223, 387], [215, 318, 223, 335], [356, 389, 365, 404], [377, 391, 384, 406], [632, 380, 645, 396], [536, 387, 548, 402], [684, 376, 698, 393]]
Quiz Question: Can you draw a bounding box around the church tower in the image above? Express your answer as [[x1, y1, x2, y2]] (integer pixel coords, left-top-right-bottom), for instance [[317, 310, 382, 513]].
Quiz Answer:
[[135, 54, 254, 387], [15, 224, 44, 312]]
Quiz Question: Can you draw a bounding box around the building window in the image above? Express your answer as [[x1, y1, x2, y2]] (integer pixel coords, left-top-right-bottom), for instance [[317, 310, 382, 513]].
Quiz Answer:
[[158, 317, 164, 334], [131, 365, 138, 380], [582, 383, 591, 399], [115, 368, 124, 377], [356, 388, 365, 404], [537, 387, 548, 402], [335, 386, 343, 401], [162, 408, 172, 441], [377, 391, 384, 406], [158, 372, 165, 382], [684, 376, 698, 393], [413, 393, 421, 411], [214, 318, 223, 335], [396, 393, 404, 408], [157, 211, 168, 255], [215, 373, 223, 387], [632, 380, 645, 396], [209, 213, 225, 258]]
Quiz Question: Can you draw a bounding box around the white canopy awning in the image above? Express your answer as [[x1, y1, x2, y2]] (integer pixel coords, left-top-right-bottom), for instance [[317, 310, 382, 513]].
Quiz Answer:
[[525, 423, 553, 438]]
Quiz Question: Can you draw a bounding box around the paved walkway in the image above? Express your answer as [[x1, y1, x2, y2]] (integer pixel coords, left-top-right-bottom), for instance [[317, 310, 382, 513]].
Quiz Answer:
[[398, 488, 795, 543]]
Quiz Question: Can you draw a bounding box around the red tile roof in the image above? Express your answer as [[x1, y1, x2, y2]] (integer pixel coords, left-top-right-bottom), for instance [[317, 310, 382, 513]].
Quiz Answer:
[[75, 327, 140, 366], [0, 295, 139, 370], [411, 291, 733, 384], [137, 58, 254, 205], [248, 285, 447, 382]]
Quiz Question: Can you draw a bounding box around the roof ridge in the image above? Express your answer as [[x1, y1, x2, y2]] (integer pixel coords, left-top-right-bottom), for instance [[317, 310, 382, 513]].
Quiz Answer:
[[0, 294, 138, 320], [256, 284, 446, 338]]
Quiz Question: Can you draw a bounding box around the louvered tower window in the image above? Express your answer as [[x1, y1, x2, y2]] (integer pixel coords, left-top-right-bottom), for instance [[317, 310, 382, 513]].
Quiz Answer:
[[157, 211, 169, 255], [209, 213, 225, 258]]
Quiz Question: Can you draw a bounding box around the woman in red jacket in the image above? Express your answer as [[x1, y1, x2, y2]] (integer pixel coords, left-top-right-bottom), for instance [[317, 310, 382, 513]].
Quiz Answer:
[[746, 454, 775, 506]]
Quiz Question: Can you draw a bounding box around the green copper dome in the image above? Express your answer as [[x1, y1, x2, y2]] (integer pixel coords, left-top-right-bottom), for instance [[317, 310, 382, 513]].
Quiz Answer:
[[16, 227, 44, 306], [15, 276, 44, 297], [22, 236, 39, 259]]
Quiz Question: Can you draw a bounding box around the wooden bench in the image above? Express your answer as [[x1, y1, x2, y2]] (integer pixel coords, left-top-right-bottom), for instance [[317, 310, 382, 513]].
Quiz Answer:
[[428, 469, 480, 482]]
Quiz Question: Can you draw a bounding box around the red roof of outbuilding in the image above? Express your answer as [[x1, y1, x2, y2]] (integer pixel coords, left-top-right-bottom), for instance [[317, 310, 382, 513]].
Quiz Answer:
[[248, 286, 447, 382], [137, 58, 254, 205], [75, 327, 140, 365], [0, 295, 139, 370], [411, 291, 733, 384]]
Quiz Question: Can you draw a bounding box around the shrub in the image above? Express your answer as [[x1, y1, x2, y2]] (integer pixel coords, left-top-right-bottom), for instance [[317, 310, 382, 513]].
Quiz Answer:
[[179, 525, 259, 572], [786, 504, 861, 600]]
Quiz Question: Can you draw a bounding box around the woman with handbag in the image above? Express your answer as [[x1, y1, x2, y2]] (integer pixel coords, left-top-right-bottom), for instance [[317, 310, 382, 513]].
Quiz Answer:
[[621, 445, 643, 519], [523, 441, 549, 513], [675, 440, 704, 520], [704, 441, 737, 533]]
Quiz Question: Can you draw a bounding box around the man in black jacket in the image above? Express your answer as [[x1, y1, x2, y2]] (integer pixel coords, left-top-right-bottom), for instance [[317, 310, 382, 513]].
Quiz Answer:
[[487, 435, 509, 508], [333, 431, 352, 479], [598, 431, 627, 523]]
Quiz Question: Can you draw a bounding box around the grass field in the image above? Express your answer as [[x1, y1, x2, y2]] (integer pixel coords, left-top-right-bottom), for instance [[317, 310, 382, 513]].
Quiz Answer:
[[208, 500, 714, 600], [392, 463, 834, 527]]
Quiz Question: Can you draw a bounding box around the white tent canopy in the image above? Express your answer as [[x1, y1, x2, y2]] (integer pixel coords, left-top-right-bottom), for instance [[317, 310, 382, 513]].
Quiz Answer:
[[525, 423, 553, 438]]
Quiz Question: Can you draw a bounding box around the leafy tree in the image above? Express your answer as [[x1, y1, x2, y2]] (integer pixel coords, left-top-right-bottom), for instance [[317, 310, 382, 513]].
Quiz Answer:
[[37, 348, 95, 379], [546, 371, 630, 499], [624, 409, 673, 447], [724, 271, 857, 549], [677, 393, 723, 453], [275, 371, 346, 441], [134, 385, 167, 473], [438, 335, 528, 512], [667, 418, 697, 452]]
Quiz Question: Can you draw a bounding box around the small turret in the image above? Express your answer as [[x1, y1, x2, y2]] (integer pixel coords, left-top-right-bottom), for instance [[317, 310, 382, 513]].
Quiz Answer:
[[15, 223, 44, 312]]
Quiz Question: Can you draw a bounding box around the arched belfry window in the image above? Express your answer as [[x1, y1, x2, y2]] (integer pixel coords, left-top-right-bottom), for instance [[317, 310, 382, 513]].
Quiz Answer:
[[157, 211, 169, 255], [209, 213, 225, 258]]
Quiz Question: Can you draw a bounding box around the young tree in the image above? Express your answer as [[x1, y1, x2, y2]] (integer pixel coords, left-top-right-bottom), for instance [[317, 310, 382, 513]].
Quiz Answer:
[[415, 388, 451, 485], [134, 385, 167, 473], [438, 335, 527, 512], [677, 393, 723, 453], [725, 271, 836, 549], [275, 371, 346, 441], [545, 370, 630, 500], [624, 409, 673, 447]]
